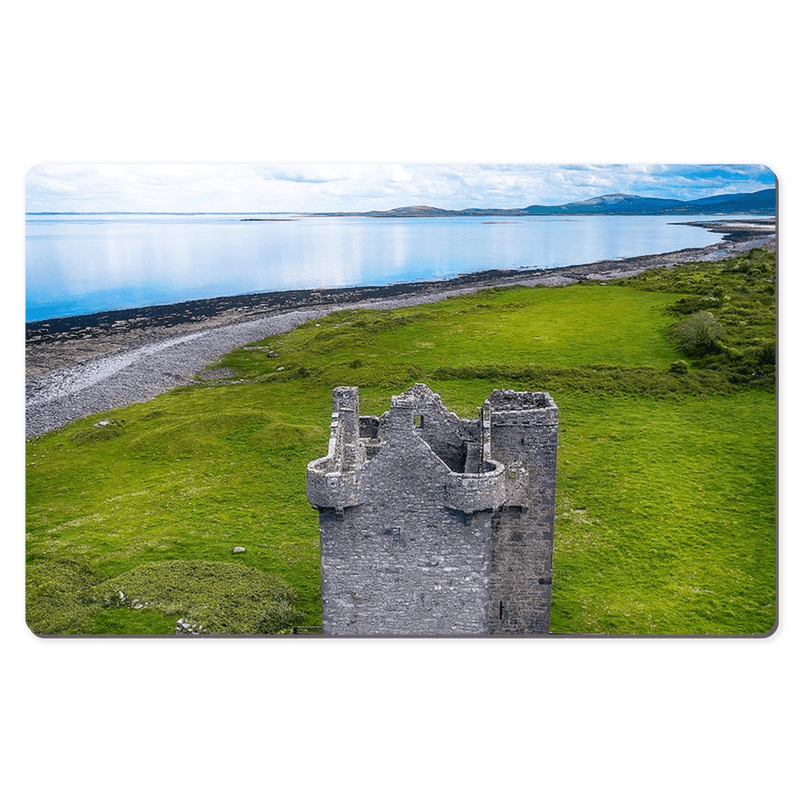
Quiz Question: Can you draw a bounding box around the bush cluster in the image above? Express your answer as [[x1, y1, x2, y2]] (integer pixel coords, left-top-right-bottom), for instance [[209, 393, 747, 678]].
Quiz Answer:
[[615, 248, 775, 388], [670, 310, 724, 356]]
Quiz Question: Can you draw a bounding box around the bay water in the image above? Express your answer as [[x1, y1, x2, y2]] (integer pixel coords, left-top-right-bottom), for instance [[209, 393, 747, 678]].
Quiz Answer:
[[26, 213, 738, 322]]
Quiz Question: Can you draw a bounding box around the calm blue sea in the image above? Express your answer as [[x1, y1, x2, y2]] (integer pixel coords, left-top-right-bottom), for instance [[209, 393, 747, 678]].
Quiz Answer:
[[25, 213, 743, 322]]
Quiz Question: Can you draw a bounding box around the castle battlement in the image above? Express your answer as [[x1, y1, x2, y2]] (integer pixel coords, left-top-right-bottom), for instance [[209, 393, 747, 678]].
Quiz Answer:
[[307, 383, 558, 635]]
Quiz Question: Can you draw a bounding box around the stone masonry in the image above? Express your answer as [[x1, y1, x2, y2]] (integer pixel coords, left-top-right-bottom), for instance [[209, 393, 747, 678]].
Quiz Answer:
[[306, 383, 558, 635]]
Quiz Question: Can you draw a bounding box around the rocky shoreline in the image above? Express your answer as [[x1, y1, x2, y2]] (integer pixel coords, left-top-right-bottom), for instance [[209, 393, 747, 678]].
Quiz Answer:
[[25, 220, 775, 437]]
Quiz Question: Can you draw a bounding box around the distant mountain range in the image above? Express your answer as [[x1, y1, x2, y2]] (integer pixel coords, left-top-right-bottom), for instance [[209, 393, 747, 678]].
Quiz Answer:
[[314, 188, 775, 217]]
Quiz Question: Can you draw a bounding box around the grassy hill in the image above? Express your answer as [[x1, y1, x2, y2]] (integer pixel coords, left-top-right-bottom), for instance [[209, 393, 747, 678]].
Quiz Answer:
[[25, 249, 776, 635]]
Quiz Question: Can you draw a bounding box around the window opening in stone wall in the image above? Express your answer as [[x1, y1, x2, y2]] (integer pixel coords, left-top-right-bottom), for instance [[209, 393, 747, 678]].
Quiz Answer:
[[499, 601, 504, 619], [414, 414, 424, 428]]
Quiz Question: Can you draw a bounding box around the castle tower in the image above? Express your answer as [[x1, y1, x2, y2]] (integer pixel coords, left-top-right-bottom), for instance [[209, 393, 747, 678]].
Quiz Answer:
[[307, 384, 558, 635], [485, 389, 559, 634]]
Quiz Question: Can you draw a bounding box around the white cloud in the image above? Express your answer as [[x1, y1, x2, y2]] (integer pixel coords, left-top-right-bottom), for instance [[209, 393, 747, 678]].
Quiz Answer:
[[25, 163, 776, 213]]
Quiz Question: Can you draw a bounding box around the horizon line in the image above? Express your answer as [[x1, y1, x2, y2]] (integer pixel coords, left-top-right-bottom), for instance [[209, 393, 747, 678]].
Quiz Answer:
[[26, 187, 776, 217]]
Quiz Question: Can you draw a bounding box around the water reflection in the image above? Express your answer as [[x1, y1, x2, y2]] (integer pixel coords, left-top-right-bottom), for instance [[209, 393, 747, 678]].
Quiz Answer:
[[26, 213, 734, 321]]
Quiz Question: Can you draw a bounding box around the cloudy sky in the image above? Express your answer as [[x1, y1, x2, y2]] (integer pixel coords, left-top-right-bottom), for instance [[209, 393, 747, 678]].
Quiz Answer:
[[26, 163, 775, 214]]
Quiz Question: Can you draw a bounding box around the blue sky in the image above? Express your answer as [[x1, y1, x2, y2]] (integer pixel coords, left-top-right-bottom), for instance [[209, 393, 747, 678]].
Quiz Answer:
[[26, 163, 776, 214]]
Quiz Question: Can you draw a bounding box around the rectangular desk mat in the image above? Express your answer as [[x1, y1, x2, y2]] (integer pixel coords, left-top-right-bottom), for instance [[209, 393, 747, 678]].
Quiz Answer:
[[25, 164, 777, 636]]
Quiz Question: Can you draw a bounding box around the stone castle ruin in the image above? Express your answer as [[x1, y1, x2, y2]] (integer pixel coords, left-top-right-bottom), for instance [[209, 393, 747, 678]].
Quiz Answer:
[[306, 383, 558, 635]]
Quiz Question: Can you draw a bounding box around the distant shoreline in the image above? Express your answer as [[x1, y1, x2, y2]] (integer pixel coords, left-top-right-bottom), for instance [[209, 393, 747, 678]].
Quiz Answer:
[[25, 220, 775, 383]]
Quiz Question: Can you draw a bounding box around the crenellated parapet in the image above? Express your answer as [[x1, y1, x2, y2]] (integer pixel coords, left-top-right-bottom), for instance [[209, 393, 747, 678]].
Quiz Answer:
[[306, 466, 364, 511], [488, 389, 558, 430], [443, 460, 507, 513]]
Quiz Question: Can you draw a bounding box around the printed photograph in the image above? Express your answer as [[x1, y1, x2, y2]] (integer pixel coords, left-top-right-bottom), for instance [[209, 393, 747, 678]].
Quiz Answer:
[[25, 164, 777, 636]]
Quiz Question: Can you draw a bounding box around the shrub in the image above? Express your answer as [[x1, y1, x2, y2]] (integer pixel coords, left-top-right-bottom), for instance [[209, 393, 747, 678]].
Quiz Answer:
[[757, 341, 776, 365], [671, 311, 724, 356], [669, 360, 689, 375], [670, 295, 721, 315]]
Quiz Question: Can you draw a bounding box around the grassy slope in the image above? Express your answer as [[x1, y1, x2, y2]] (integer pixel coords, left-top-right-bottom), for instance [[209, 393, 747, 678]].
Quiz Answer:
[[553, 392, 774, 634], [26, 262, 776, 635]]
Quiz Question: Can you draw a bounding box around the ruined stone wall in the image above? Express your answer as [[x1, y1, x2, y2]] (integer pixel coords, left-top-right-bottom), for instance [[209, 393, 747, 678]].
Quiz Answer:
[[319, 398, 492, 635], [403, 384, 477, 473]]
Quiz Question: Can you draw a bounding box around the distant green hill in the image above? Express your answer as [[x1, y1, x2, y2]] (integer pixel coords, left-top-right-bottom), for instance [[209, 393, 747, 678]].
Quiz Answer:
[[313, 187, 775, 217]]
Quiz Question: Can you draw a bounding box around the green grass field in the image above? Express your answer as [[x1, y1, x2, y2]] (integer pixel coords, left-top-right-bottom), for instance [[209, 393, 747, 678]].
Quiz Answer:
[[25, 250, 776, 635]]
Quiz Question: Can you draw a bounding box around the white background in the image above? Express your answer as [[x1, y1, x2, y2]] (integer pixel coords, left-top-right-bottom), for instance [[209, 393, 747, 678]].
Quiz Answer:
[[4, 2, 796, 798]]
